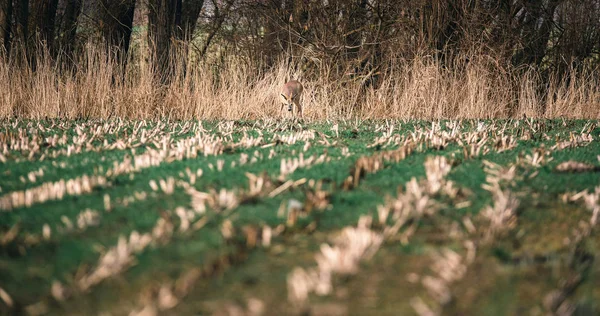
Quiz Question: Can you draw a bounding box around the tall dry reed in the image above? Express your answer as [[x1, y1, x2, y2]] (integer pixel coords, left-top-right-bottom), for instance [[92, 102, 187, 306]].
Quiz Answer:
[[0, 45, 598, 120]]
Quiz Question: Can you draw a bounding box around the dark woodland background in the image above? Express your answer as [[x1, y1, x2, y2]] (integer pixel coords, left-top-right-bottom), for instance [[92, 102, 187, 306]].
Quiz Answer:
[[0, 1, 599, 118]]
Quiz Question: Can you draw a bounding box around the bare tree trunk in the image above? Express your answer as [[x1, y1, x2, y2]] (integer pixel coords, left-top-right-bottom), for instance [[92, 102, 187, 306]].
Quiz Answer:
[[56, 0, 82, 61], [99, 0, 136, 66], [513, 0, 562, 68], [29, 0, 59, 52], [177, 0, 205, 74], [436, 0, 465, 64], [0, 0, 12, 57], [176, 0, 204, 42], [13, 0, 29, 61], [344, 0, 367, 63], [262, 1, 282, 67], [148, 0, 182, 83]]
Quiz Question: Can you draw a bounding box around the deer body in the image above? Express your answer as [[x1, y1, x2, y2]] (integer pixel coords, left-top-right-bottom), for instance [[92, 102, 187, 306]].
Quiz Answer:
[[279, 80, 304, 117]]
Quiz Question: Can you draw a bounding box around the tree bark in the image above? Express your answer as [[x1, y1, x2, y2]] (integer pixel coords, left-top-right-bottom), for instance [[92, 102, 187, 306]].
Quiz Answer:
[[99, 0, 136, 65], [29, 0, 59, 52], [13, 0, 28, 46], [0, 0, 12, 57], [344, 0, 367, 62], [148, 0, 181, 83], [56, 0, 82, 60], [513, 0, 562, 68], [176, 0, 204, 42]]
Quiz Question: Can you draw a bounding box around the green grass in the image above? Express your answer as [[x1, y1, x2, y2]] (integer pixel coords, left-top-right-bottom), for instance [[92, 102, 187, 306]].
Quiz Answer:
[[0, 119, 599, 315]]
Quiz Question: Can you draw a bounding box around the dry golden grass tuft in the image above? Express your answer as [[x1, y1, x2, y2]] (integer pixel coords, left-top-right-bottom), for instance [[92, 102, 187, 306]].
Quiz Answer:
[[1, 45, 599, 120]]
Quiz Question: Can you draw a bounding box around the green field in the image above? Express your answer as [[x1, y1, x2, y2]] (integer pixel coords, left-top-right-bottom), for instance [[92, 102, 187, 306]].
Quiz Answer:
[[0, 119, 599, 315]]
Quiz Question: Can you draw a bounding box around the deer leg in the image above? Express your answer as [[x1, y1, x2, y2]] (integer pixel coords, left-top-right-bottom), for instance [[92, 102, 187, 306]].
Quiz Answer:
[[297, 101, 303, 118]]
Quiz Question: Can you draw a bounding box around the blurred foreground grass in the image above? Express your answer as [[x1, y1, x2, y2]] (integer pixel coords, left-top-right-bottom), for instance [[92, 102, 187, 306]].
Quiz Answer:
[[0, 119, 599, 315]]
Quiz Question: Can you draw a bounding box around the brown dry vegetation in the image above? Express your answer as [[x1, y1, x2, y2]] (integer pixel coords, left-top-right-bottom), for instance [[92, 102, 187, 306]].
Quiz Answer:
[[1, 45, 599, 120]]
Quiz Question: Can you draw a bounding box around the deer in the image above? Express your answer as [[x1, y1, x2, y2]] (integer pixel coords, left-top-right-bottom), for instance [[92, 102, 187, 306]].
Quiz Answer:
[[279, 80, 304, 118]]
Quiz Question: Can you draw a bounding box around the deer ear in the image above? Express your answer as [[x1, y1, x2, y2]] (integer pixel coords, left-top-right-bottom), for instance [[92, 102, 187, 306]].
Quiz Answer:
[[281, 94, 287, 100]]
